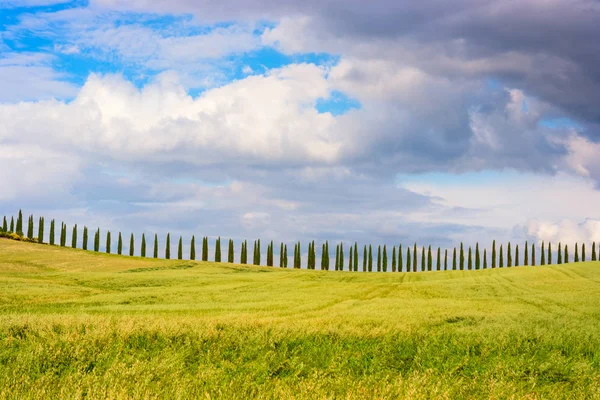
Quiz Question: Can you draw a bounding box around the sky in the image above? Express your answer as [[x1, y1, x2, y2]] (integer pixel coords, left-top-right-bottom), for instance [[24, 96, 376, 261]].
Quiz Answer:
[[1, 0, 600, 258]]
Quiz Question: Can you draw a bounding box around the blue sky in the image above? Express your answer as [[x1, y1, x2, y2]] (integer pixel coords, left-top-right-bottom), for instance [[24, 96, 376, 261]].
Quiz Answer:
[[1, 0, 600, 257]]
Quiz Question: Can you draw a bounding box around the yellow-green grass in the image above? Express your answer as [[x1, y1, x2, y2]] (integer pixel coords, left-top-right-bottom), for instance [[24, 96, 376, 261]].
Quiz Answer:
[[1, 239, 599, 399]]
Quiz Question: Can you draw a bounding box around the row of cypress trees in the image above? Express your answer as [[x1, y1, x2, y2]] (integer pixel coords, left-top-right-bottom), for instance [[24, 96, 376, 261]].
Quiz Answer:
[[1, 211, 598, 270]]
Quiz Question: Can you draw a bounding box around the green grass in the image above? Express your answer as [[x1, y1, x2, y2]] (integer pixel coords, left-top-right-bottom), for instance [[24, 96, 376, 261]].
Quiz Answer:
[[0, 239, 599, 399]]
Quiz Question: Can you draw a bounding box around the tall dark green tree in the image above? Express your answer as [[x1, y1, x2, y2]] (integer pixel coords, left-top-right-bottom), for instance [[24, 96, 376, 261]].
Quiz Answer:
[[241, 241, 247, 264], [60, 223, 66, 247], [348, 246, 353, 272], [94, 228, 100, 252], [339, 243, 344, 271], [335, 244, 340, 271], [354, 243, 359, 272], [592, 242, 597, 261], [582, 243, 586, 262], [382, 245, 388, 272], [37, 217, 44, 244], [295, 241, 301, 269], [399, 245, 403, 272], [467, 247, 472, 270], [392, 246, 397, 272], [27, 215, 34, 239], [531, 243, 536, 266], [483, 249, 487, 269], [524, 240, 529, 266], [283, 243, 288, 268], [16, 210, 23, 236], [153, 234, 158, 259], [190, 236, 196, 260], [117, 232, 123, 255], [283, 243, 287, 268], [141, 234, 146, 258], [575, 243, 579, 262], [413, 243, 417, 272], [515, 245, 519, 267], [548, 242, 552, 265], [130, 234, 135, 257], [178, 236, 183, 260], [459, 243, 465, 270], [475, 243, 480, 270], [377, 245, 381, 272], [165, 233, 171, 259], [499, 245, 504, 268], [564, 244, 568, 264], [557, 243, 562, 264], [1, 216, 7, 232], [406, 246, 411, 272], [541, 241, 546, 265], [9, 216, 14, 233], [452, 247, 457, 270], [106, 231, 111, 254], [229, 239, 234, 263], [436, 247, 441, 271], [444, 249, 448, 270], [421, 246, 426, 272], [507, 242, 512, 267], [82, 226, 88, 251], [368, 245, 373, 272], [325, 241, 330, 270], [215, 237, 222, 262], [492, 240, 496, 268], [363, 245, 367, 272], [70, 224, 77, 249], [427, 245, 432, 271]]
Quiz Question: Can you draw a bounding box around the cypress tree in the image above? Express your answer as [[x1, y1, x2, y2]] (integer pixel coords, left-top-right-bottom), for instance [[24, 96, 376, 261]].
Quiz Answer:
[[202, 237, 208, 261], [427, 245, 432, 271], [515, 244, 519, 266], [483, 248, 487, 269], [283, 243, 287, 268], [141, 234, 146, 257], [153, 234, 158, 259], [354, 243, 359, 271], [106, 231, 111, 254], [296, 241, 301, 268], [541, 241, 545, 265], [16, 210, 23, 235], [468, 247, 472, 270], [575, 243, 579, 262], [548, 242, 552, 265], [335, 244, 340, 271], [2, 216, 6, 232], [452, 247, 457, 270], [368, 245, 373, 272], [459, 243, 464, 270], [499, 245, 503, 268], [406, 246, 411, 271], [339, 243, 344, 271], [392, 246, 397, 272], [117, 233, 123, 255], [475, 243, 480, 270], [130, 233, 135, 257], [241, 241, 247, 265], [215, 237, 222, 262], [363, 245, 367, 272], [582, 243, 586, 262], [27, 215, 33, 239], [229, 239, 235, 263], [382, 245, 388, 272], [557, 243, 562, 264], [411, 243, 416, 272], [10, 216, 14, 233], [399, 245, 403, 272], [37, 217, 44, 244], [437, 247, 441, 271], [524, 240, 529, 266], [421, 246, 426, 272], [377, 245, 381, 272], [531, 243, 536, 266], [60, 223, 66, 246], [165, 233, 171, 259], [564, 244, 568, 264], [190, 236, 196, 260], [82, 226, 88, 251], [94, 228, 100, 252], [349, 246, 353, 272], [592, 242, 597, 261], [177, 236, 183, 260], [492, 240, 496, 268], [507, 242, 512, 267], [325, 241, 330, 270], [71, 224, 77, 248]]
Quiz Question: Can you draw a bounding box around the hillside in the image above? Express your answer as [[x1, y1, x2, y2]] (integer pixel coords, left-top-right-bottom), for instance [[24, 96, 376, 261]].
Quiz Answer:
[[1, 239, 599, 399]]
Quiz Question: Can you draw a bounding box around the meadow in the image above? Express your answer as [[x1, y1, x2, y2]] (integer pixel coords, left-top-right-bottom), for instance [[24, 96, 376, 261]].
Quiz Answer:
[[0, 239, 599, 399]]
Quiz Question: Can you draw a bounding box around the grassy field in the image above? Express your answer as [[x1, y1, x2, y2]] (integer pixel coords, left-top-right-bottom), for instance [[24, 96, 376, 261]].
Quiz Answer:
[[0, 239, 599, 399]]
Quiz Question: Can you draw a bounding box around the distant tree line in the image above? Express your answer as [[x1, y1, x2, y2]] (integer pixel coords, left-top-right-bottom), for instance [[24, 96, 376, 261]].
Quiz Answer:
[[1, 210, 598, 271]]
